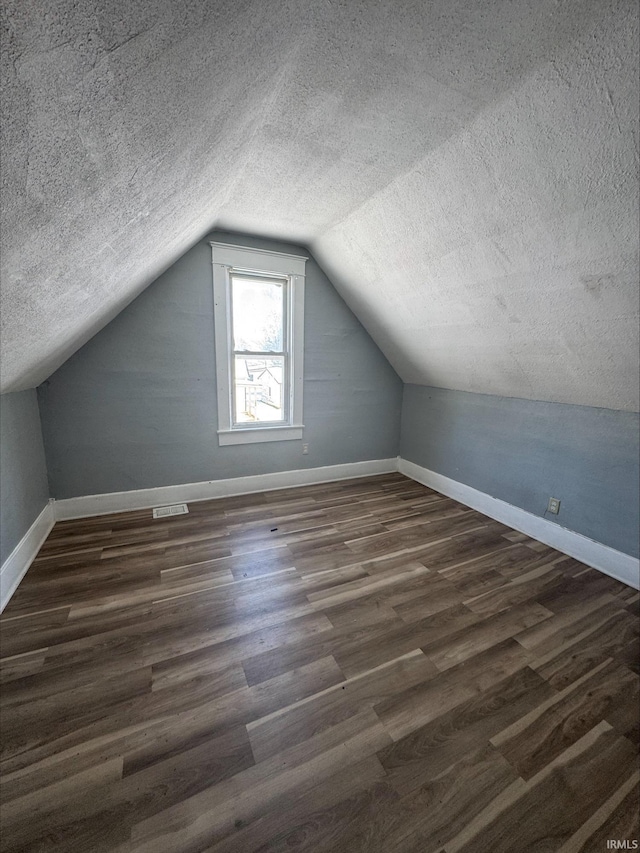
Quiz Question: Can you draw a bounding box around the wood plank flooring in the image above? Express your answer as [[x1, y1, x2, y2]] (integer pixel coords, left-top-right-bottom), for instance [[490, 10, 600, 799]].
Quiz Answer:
[[0, 473, 638, 852]]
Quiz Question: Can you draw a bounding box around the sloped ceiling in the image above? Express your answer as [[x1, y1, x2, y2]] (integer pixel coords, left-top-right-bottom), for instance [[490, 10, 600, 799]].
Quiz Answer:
[[1, 0, 638, 410]]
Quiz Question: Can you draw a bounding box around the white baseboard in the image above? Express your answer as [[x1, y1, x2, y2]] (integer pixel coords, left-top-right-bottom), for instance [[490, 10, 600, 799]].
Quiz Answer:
[[54, 459, 399, 521], [399, 458, 639, 590], [4, 457, 636, 613], [1, 502, 55, 612]]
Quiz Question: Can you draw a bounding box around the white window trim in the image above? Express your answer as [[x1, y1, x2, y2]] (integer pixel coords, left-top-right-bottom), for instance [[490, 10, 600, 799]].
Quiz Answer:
[[211, 242, 306, 446]]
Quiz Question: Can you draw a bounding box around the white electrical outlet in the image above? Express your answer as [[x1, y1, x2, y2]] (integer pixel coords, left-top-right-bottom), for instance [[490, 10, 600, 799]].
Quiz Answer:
[[547, 497, 560, 515], [302, 443, 309, 455]]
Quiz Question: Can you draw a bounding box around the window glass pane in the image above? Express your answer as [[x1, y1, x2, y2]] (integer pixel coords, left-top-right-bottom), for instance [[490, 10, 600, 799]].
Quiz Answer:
[[232, 276, 284, 352], [233, 356, 285, 424]]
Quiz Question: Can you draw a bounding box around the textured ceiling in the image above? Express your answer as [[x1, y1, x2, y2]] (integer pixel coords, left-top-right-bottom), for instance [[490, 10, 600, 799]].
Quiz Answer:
[[1, 0, 638, 410]]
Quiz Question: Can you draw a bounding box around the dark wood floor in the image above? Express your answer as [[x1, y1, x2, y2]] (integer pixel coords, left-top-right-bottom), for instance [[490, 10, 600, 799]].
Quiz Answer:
[[0, 473, 638, 853]]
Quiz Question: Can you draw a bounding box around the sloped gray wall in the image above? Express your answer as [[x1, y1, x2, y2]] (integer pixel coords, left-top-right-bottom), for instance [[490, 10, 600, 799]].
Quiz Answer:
[[37, 232, 402, 499], [0, 390, 50, 564], [401, 385, 640, 558]]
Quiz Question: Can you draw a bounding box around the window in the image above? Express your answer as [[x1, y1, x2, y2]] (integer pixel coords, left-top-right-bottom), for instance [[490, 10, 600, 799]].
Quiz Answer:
[[211, 242, 306, 445]]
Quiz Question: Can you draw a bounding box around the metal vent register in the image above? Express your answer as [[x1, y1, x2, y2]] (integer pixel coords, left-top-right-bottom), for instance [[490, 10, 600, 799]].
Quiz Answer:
[[152, 503, 189, 519]]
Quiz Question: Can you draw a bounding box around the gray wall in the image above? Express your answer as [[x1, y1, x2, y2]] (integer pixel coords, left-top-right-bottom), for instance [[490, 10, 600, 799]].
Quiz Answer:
[[0, 390, 50, 564], [38, 232, 402, 499], [401, 385, 640, 558]]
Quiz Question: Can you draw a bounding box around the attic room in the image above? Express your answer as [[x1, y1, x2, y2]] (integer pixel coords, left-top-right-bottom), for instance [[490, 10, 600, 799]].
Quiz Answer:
[[0, 0, 638, 850]]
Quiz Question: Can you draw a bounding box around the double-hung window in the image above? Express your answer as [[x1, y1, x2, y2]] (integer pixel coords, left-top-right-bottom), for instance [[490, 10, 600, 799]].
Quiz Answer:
[[211, 242, 306, 445]]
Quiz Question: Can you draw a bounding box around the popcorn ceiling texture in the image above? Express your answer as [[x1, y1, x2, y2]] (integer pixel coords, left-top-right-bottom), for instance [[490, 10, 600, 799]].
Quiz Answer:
[[1, 0, 638, 409]]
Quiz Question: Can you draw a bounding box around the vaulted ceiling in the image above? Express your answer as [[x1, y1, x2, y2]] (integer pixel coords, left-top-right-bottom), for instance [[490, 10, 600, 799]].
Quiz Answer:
[[1, 0, 638, 410]]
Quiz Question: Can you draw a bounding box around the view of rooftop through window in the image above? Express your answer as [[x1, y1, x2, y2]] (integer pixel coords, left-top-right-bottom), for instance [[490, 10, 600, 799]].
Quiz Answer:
[[231, 275, 287, 424]]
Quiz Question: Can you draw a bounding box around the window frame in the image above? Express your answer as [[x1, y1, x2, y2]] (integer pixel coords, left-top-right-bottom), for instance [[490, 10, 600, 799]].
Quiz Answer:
[[210, 242, 306, 446], [230, 271, 289, 428]]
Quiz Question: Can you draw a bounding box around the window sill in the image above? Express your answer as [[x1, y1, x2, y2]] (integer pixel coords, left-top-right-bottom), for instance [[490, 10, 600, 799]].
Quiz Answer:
[[217, 425, 304, 446]]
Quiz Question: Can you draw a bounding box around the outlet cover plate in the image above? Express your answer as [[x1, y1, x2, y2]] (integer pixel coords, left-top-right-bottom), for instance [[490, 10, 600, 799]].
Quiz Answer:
[[547, 497, 561, 515]]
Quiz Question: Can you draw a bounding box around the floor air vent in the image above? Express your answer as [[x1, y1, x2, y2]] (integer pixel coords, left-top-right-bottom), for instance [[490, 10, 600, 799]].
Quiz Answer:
[[152, 503, 189, 519]]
